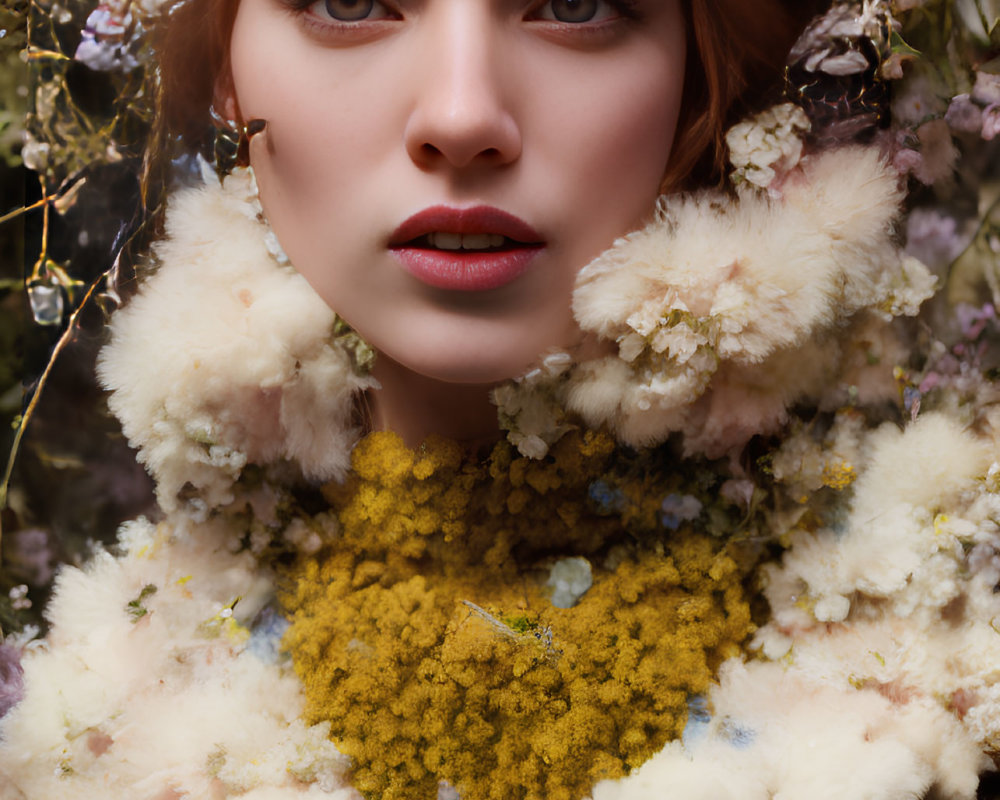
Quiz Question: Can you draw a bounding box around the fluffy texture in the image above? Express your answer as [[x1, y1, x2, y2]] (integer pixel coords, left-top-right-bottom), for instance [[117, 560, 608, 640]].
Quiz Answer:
[[592, 661, 982, 800], [97, 168, 376, 513], [754, 414, 1000, 745], [589, 412, 1000, 800], [0, 519, 355, 800], [561, 146, 935, 458], [6, 141, 1000, 799]]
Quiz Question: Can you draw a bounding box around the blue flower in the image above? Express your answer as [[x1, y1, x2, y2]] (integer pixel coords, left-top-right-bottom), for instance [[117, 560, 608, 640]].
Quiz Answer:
[[661, 493, 703, 530], [588, 480, 625, 515]]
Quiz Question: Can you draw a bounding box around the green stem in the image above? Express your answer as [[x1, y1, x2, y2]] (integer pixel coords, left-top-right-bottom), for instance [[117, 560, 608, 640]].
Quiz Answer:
[[0, 196, 46, 227], [0, 273, 110, 552]]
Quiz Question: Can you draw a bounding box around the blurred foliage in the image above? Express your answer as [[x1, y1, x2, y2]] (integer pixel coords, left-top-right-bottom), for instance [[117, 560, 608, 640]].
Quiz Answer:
[[1, 0, 158, 638], [873, 0, 1000, 311]]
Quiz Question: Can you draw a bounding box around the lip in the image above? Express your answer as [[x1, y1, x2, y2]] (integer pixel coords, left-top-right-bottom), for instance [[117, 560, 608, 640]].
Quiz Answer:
[[389, 205, 545, 291]]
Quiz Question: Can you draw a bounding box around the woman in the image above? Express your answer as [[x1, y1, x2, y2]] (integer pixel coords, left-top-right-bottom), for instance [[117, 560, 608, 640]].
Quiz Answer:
[[158, 0, 807, 447], [3, 1, 1000, 798]]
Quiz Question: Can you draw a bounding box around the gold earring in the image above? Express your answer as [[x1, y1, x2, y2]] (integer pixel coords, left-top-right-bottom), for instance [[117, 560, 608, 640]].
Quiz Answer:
[[209, 106, 267, 176], [210, 105, 241, 176]]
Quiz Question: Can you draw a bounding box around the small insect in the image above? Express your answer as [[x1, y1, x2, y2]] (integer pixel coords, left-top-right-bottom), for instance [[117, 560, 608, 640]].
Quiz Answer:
[[460, 600, 556, 655]]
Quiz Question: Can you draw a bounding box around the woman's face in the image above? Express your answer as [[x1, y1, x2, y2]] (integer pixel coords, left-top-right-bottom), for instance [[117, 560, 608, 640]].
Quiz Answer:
[[227, 0, 686, 384]]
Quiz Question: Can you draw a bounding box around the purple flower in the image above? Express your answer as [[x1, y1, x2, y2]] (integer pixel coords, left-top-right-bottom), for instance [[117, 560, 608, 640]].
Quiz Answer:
[[955, 303, 996, 340], [905, 209, 967, 272], [661, 493, 703, 530], [0, 644, 24, 719], [74, 5, 140, 72], [945, 94, 983, 134], [982, 105, 1000, 141], [972, 72, 1000, 107]]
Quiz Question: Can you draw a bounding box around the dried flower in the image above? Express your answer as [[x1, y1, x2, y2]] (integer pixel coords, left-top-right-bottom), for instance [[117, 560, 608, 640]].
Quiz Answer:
[[0, 644, 24, 719], [726, 103, 811, 190]]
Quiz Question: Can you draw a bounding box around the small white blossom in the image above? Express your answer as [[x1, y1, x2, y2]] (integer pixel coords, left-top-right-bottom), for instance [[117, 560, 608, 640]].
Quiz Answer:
[[546, 557, 593, 609], [726, 103, 811, 190], [20, 137, 49, 172], [493, 351, 575, 459]]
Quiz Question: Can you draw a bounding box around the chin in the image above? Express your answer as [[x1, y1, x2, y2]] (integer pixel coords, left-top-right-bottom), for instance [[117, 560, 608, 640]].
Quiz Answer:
[[361, 309, 577, 387], [380, 343, 539, 386]]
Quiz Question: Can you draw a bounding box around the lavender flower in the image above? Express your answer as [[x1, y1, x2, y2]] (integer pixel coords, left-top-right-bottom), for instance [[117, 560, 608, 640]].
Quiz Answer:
[[0, 644, 24, 719], [945, 94, 984, 134], [74, 5, 140, 72], [661, 494, 703, 530]]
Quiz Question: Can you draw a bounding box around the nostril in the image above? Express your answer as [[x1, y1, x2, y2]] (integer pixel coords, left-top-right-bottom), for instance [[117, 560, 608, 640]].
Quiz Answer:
[[416, 143, 503, 165]]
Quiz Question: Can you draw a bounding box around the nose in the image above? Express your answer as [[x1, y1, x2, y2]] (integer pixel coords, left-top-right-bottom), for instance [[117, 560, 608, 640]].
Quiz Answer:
[[403, 6, 522, 170]]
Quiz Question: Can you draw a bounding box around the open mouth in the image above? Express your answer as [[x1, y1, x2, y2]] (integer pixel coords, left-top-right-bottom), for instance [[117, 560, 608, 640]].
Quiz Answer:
[[389, 206, 545, 291], [409, 232, 519, 251]]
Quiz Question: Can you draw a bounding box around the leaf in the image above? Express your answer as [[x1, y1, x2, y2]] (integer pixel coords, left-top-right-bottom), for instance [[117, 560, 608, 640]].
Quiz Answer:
[[51, 177, 86, 215], [126, 583, 157, 622], [890, 29, 922, 58]]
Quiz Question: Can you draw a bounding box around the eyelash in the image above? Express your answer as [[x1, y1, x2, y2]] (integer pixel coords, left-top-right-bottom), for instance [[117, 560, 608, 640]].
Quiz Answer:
[[279, 1, 399, 18], [527, 0, 641, 23], [276, 0, 398, 41], [524, 0, 642, 46], [278, 0, 643, 41]]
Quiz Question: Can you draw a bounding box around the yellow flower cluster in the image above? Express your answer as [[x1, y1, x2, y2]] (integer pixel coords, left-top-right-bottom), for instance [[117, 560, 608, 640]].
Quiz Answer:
[[821, 461, 856, 491], [281, 432, 753, 800]]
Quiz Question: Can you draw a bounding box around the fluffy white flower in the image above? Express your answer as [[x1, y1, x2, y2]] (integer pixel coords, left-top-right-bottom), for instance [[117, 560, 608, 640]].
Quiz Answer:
[[592, 661, 982, 800], [565, 146, 932, 456], [0, 519, 355, 799], [98, 169, 376, 512], [744, 412, 1000, 784]]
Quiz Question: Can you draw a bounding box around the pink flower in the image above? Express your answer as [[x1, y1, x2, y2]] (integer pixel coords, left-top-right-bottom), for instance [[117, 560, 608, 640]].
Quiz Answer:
[[972, 72, 1000, 106], [0, 644, 24, 719], [945, 94, 983, 134], [893, 147, 923, 175], [897, 119, 959, 185], [982, 105, 1000, 141]]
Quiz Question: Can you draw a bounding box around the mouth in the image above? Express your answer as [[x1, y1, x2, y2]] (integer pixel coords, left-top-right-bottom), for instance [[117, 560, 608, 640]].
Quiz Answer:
[[389, 206, 545, 291]]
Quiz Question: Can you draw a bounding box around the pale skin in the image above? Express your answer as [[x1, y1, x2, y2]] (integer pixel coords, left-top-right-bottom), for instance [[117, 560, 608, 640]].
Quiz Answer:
[[223, 0, 687, 447]]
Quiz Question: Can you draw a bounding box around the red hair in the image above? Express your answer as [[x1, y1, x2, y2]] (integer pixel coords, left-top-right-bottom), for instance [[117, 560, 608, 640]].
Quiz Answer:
[[665, 0, 825, 189]]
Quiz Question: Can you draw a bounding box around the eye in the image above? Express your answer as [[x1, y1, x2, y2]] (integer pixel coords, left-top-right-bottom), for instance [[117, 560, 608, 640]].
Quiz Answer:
[[532, 0, 619, 23], [311, 0, 395, 22]]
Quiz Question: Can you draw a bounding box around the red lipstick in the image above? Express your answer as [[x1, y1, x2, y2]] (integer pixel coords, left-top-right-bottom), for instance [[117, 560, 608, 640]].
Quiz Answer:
[[389, 206, 544, 291]]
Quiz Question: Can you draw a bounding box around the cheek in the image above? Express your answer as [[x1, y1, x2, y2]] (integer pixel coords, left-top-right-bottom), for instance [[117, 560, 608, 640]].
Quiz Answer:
[[226, 1, 688, 382], [229, 9, 391, 217], [526, 40, 686, 258], [583, 49, 683, 190], [231, 70, 399, 299]]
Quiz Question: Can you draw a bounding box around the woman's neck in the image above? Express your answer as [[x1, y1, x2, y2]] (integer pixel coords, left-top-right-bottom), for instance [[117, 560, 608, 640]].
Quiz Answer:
[[368, 356, 501, 449]]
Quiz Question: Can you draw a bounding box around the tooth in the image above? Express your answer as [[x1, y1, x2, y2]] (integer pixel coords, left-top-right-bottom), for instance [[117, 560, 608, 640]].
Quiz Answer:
[[488, 234, 505, 248], [433, 232, 463, 250], [462, 234, 492, 250]]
